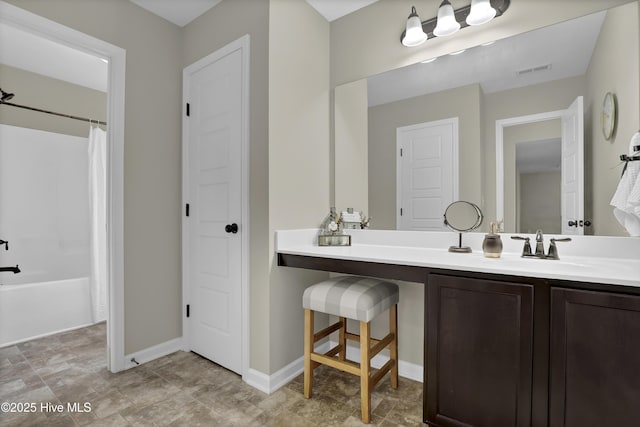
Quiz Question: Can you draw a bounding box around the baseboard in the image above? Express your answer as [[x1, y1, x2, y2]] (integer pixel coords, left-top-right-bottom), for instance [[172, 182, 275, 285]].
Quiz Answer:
[[243, 340, 423, 395], [243, 341, 331, 394], [124, 337, 184, 369]]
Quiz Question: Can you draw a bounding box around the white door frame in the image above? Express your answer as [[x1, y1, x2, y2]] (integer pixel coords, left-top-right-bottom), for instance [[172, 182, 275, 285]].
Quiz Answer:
[[495, 109, 564, 228], [396, 117, 459, 230], [0, 1, 127, 372], [181, 35, 250, 379]]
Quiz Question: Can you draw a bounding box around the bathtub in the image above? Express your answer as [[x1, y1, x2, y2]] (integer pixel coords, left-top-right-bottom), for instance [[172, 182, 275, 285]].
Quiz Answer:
[[0, 277, 94, 347]]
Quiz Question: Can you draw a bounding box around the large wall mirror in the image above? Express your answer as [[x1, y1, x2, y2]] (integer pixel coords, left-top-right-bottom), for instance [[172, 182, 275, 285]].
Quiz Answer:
[[335, 0, 639, 237]]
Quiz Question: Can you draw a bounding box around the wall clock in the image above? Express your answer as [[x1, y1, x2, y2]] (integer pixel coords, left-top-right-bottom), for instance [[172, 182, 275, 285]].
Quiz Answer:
[[602, 91, 616, 140]]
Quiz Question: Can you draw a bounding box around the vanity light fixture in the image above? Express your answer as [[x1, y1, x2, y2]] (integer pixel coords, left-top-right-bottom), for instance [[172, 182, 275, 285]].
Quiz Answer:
[[434, 0, 460, 37], [400, 0, 510, 47], [466, 0, 497, 26], [402, 6, 428, 47]]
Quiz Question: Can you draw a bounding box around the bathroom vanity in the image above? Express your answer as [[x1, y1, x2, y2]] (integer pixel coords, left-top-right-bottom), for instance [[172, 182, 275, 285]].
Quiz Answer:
[[276, 229, 640, 427]]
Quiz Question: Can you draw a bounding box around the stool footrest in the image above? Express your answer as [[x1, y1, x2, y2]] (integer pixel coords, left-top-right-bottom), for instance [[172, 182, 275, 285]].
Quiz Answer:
[[310, 352, 361, 376]]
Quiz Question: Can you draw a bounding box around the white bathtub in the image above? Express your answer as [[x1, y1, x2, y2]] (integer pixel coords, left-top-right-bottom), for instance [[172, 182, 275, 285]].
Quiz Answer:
[[0, 277, 94, 347]]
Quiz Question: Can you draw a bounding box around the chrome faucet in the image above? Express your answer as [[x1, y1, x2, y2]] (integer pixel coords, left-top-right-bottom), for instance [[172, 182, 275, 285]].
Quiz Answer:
[[534, 229, 545, 257], [511, 229, 571, 260]]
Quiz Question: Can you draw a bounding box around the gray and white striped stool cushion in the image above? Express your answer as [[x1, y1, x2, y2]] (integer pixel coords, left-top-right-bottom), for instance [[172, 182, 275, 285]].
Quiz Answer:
[[303, 276, 399, 323]]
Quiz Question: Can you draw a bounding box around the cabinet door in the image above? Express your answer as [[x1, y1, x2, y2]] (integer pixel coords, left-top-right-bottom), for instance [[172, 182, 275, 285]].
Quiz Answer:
[[426, 274, 533, 427], [550, 288, 640, 427]]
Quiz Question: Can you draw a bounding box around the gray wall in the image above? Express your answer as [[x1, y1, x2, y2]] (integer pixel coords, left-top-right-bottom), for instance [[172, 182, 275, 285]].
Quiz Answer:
[[483, 76, 587, 229], [368, 84, 482, 230], [519, 171, 562, 234], [0, 63, 106, 136], [586, 1, 640, 236]]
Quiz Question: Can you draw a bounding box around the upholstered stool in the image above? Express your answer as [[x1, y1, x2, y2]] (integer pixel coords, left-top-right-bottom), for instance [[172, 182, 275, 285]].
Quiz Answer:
[[302, 276, 399, 423]]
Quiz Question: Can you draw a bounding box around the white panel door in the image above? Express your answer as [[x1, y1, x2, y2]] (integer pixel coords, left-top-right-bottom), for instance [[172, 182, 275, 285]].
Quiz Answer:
[[397, 119, 458, 230], [186, 47, 243, 373], [561, 96, 584, 235]]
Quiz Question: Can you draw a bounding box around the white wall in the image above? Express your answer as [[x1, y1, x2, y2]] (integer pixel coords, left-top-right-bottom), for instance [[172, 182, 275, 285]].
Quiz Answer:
[[0, 124, 90, 285]]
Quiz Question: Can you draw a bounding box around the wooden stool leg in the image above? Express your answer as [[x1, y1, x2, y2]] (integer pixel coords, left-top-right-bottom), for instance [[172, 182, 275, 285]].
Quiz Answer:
[[304, 309, 314, 398], [390, 304, 399, 389], [339, 316, 347, 361], [360, 320, 371, 423]]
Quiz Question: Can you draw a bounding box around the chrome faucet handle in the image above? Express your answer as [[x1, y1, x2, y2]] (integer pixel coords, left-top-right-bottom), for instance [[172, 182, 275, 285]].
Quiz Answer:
[[511, 236, 532, 257], [547, 238, 572, 260], [534, 229, 545, 257]]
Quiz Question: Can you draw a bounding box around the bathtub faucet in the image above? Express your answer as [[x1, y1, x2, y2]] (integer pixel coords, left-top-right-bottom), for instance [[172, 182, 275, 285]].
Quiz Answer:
[[0, 239, 7, 250], [0, 265, 20, 274]]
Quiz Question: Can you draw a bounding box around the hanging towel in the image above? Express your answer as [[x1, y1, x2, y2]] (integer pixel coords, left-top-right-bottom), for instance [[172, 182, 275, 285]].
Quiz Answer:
[[610, 132, 640, 236]]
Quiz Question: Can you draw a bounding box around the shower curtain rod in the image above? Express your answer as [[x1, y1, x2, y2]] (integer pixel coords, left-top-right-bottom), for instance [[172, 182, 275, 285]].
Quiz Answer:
[[0, 101, 107, 126]]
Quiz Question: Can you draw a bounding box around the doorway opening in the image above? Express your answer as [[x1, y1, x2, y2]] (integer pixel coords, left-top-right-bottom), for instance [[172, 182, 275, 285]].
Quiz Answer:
[[0, 1, 126, 372]]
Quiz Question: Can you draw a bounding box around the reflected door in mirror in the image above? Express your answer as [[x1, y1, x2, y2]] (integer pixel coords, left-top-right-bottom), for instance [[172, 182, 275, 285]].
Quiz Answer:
[[397, 118, 458, 230]]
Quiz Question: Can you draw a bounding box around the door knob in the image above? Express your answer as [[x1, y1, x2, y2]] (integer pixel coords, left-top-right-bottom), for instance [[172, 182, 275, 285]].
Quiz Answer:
[[225, 223, 238, 234], [568, 220, 578, 227]]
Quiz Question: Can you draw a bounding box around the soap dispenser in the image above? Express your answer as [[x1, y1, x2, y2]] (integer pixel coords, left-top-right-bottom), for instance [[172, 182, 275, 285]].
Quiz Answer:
[[482, 221, 503, 258]]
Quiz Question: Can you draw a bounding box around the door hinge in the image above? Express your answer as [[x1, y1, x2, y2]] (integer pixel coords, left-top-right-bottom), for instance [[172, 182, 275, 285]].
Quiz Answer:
[[186, 103, 190, 117], [186, 203, 190, 217], [400, 208, 403, 216], [186, 304, 190, 318], [400, 148, 403, 156]]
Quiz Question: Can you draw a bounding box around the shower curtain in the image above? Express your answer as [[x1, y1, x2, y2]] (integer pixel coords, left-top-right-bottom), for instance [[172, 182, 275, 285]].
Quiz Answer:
[[88, 126, 107, 322]]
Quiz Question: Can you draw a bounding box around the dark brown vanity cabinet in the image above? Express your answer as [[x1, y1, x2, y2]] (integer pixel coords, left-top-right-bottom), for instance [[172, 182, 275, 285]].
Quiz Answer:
[[425, 274, 534, 427], [276, 253, 640, 427], [549, 288, 640, 427]]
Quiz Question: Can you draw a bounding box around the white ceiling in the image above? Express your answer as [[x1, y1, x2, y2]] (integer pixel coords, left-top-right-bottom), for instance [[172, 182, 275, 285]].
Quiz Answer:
[[0, 23, 108, 93], [128, 0, 380, 26], [305, 0, 380, 22], [368, 11, 606, 107], [128, 0, 223, 27]]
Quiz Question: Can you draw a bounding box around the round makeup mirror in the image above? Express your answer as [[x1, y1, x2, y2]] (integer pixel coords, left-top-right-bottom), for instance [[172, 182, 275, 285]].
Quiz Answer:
[[443, 201, 483, 253]]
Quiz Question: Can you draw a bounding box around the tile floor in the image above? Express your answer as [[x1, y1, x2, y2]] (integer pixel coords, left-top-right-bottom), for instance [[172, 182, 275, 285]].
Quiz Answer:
[[1, 323, 424, 426]]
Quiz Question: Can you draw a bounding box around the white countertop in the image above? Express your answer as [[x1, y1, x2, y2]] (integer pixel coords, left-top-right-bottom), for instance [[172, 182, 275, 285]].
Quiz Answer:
[[276, 229, 640, 288]]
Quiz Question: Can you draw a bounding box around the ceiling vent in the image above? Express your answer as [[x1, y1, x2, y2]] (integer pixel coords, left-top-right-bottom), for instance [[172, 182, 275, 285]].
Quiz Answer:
[[517, 63, 552, 76]]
